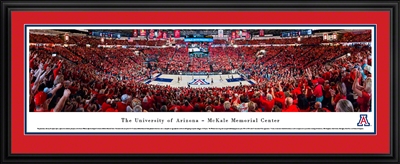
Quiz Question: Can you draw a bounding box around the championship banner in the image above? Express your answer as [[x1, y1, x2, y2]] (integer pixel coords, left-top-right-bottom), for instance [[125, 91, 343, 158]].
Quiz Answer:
[[149, 29, 154, 39], [163, 32, 167, 39], [236, 30, 240, 37], [157, 30, 162, 39], [133, 30, 138, 37], [218, 30, 223, 37], [259, 29, 265, 36], [231, 32, 236, 39], [246, 32, 251, 40], [333, 33, 337, 40], [323, 33, 328, 40], [174, 30, 180, 38], [158, 30, 163, 38], [242, 31, 247, 37], [140, 29, 146, 36]]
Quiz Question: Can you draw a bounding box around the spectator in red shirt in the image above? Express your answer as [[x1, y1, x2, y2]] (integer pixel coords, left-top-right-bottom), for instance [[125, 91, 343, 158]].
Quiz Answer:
[[141, 96, 153, 111], [105, 102, 118, 112], [53, 60, 63, 79], [100, 99, 112, 112], [223, 101, 237, 112], [312, 81, 324, 103], [260, 93, 275, 112], [96, 89, 106, 106], [353, 68, 372, 112], [169, 100, 181, 112], [34, 84, 49, 112], [330, 82, 347, 107], [116, 94, 128, 112], [180, 100, 194, 112], [272, 84, 286, 110], [29, 54, 37, 69], [282, 97, 299, 112], [213, 98, 225, 112]]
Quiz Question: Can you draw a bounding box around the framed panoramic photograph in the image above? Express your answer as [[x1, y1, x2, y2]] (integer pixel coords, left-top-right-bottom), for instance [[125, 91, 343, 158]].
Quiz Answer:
[[1, 1, 399, 163]]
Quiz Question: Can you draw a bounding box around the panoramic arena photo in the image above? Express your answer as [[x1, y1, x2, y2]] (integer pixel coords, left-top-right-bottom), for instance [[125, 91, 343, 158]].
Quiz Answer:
[[28, 27, 373, 113]]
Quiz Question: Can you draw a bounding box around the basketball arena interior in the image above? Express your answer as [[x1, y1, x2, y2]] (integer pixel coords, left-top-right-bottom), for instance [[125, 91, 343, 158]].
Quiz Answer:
[[28, 28, 372, 113]]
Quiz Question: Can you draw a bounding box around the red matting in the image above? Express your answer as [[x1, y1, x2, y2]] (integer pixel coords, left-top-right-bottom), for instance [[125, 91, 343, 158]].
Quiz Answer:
[[11, 11, 390, 154]]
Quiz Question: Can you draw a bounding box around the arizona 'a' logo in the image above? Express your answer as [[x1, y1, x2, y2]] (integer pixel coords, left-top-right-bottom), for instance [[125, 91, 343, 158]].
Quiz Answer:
[[357, 114, 370, 126], [188, 79, 210, 85]]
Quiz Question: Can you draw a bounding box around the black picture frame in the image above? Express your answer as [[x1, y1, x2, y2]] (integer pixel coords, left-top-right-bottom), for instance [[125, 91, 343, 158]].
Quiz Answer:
[[1, 1, 398, 163]]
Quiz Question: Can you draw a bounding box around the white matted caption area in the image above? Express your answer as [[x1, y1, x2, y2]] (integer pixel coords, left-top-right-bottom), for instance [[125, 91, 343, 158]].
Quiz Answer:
[[26, 112, 375, 133]]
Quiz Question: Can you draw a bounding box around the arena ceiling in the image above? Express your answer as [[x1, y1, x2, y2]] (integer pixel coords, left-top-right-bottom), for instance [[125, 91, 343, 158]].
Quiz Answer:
[[50, 29, 345, 37], [88, 29, 304, 36]]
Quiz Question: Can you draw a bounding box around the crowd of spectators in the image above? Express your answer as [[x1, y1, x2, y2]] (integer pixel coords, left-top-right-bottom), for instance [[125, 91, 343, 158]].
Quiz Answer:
[[30, 31, 371, 46], [29, 30, 372, 113]]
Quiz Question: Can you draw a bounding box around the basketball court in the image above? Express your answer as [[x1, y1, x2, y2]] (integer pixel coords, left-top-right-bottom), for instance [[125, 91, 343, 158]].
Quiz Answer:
[[145, 73, 257, 88]]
